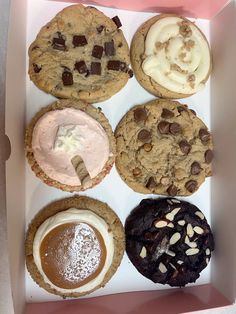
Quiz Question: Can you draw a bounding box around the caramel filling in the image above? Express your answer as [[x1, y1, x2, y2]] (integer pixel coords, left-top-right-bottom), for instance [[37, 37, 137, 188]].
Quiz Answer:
[[40, 222, 106, 289]]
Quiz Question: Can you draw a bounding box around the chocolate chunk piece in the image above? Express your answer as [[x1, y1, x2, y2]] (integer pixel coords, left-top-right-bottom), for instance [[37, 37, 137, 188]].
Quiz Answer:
[[74, 61, 88, 74], [73, 35, 87, 47], [170, 123, 182, 135], [191, 162, 201, 175], [62, 70, 73, 86], [137, 129, 151, 143], [128, 69, 134, 78], [199, 129, 210, 144], [97, 25, 105, 33], [146, 177, 157, 189], [104, 41, 115, 56], [33, 63, 41, 73], [107, 60, 126, 71], [167, 184, 178, 196], [91, 62, 101, 75], [112, 16, 122, 28], [92, 45, 104, 59], [158, 121, 170, 134], [134, 108, 147, 123], [185, 180, 197, 193], [52, 37, 66, 51], [205, 150, 213, 164], [179, 140, 191, 155], [161, 108, 174, 119]]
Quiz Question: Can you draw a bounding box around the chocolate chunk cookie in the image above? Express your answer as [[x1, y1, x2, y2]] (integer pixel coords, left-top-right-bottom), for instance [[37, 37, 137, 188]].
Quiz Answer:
[[125, 198, 214, 287], [115, 99, 213, 196], [28, 4, 131, 103]]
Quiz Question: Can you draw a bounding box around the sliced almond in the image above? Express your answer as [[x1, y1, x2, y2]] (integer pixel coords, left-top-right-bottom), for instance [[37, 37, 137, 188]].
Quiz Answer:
[[206, 248, 210, 256], [185, 235, 190, 244], [171, 207, 181, 216], [178, 220, 186, 226], [188, 241, 197, 248], [167, 199, 173, 205], [170, 232, 181, 245], [170, 263, 176, 270], [140, 246, 147, 258], [193, 226, 204, 235], [177, 260, 183, 265], [154, 220, 168, 228], [166, 250, 176, 257], [159, 262, 167, 273], [167, 223, 174, 228], [186, 248, 199, 256], [195, 211, 205, 220], [166, 213, 174, 221], [206, 258, 209, 264], [187, 223, 194, 237], [171, 199, 181, 204]]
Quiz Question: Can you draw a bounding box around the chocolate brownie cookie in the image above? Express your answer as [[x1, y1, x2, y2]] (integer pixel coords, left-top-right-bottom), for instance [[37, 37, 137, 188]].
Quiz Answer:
[[125, 198, 214, 287], [131, 14, 211, 98], [28, 4, 132, 103], [115, 99, 213, 196]]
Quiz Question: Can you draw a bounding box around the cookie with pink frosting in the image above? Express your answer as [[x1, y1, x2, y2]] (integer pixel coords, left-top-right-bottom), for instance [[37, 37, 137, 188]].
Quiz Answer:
[[131, 14, 212, 99], [25, 99, 115, 191]]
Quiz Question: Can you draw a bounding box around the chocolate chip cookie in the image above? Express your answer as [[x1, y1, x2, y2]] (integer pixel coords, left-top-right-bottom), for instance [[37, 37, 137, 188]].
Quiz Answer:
[[125, 198, 214, 287], [28, 4, 132, 103], [115, 99, 213, 196]]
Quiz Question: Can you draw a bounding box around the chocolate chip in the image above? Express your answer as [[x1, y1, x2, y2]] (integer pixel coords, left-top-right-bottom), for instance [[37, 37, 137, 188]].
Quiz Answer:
[[199, 129, 210, 144], [62, 70, 73, 86], [73, 35, 87, 47], [92, 45, 104, 59], [191, 162, 201, 175], [91, 62, 101, 75], [104, 41, 115, 56], [33, 63, 41, 73], [161, 108, 174, 119], [112, 16, 122, 28], [146, 177, 157, 189], [170, 123, 182, 135], [97, 25, 105, 33], [134, 108, 147, 123], [107, 60, 121, 71], [167, 185, 178, 196], [190, 109, 196, 116], [158, 121, 170, 134], [185, 180, 198, 193], [52, 37, 66, 51], [133, 167, 141, 176], [179, 140, 191, 155], [205, 150, 213, 163], [138, 129, 151, 143], [128, 69, 134, 78], [177, 105, 187, 113], [143, 143, 152, 152], [118, 42, 123, 48], [74, 61, 88, 74]]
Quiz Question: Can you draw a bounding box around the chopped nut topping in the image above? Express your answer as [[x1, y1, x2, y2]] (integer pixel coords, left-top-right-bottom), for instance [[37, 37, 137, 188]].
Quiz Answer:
[[179, 52, 187, 61], [184, 39, 195, 51], [155, 41, 168, 50], [179, 21, 192, 38], [188, 74, 196, 89], [170, 63, 188, 74]]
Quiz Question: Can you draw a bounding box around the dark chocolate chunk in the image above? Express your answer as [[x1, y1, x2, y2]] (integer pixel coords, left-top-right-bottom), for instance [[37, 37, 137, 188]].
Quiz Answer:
[[33, 63, 41, 73], [52, 37, 66, 51], [179, 140, 191, 155], [146, 177, 157, 189], [118, 42, 123, 48], [169, 123, 182, 135], [73, 35, 87, 47], [199, 128, 210, 144], [185, 180, 197, 193], [97, 25, 105, 33], [161, 108, 174, 119], [205, 150, 213, 164], [91, 62, 101, 75], [112, 16, 122, 28], [128, 69, 134, 78], [158, 121, 170, 134], [107, 60, 122, 71], [137, 129, 151, 143], [133, 108, 147, 123], [167, 184, 178, 196], [104, 41, 115, 56], [191, 162, 202, 175], [74, 61, 88, 74], [92, 45, 104, 59], [62, 70, 73, 86]]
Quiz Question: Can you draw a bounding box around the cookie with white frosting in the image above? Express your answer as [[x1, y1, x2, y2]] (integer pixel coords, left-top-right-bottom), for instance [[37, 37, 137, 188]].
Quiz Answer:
[[25, 99, 115, 192], [131, 14, 212, 98], [25, 196, 125, 297], [125, 198, 214, 287]]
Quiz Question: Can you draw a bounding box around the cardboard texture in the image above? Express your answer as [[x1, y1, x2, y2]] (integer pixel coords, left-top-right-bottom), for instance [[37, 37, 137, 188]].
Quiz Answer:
[[2, 0, 236, 313]]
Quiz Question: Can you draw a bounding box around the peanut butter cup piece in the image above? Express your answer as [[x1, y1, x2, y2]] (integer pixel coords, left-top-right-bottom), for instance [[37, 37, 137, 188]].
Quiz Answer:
[[161, 108, 174, 119], [158, 121, 170, 134], [133, 108, 147, 123], [205, 150, 213, 164], [137, 129, 151, 143], [185, 180, 197, 193]]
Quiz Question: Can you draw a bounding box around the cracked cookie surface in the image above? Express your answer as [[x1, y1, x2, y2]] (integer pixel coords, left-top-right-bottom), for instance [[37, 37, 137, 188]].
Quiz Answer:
[[125, 198, 214, 287], [115, 99, 213, 196], [28, 4, 131, 103]]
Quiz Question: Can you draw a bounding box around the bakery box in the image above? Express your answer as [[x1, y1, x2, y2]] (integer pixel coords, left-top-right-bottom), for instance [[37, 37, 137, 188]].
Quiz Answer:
[[0, 0, 236, 313]]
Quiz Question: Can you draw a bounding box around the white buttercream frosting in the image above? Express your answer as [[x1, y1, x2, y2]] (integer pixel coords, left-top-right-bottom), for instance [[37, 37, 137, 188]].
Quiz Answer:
[[32, 108, 110, 186], [142, 16, 211, 94], [33, 208, 114, 294]]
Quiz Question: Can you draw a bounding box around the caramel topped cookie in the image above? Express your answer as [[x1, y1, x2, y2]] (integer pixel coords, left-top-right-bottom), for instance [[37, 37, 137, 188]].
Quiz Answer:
[[28, 4, 132, 103], [115, 99, 213, 196], [125, 198, 214, 287]]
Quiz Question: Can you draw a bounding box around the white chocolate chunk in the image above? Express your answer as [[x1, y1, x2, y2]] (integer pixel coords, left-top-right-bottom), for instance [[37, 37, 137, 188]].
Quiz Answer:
[[155, 220, 168, 228], [195, 211, 205, 220], [187, 223, 194, 237], [140, 246, 147, 258], [159, 262, 167, 273], [178, 220, 185, 226], [193, 226, 204, 234], [186, 248, 199, 256], [170, 232, 181, 245]]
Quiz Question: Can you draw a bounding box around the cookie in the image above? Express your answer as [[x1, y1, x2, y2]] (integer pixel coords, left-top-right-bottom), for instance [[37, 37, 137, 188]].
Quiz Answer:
[[25, 196, 125, 297], [115, 99, 213, 196], [28, 4, 132, 103], [125, 198, 214, 287], [25, 99, 116, 192], [131, 14, 212, 98]]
